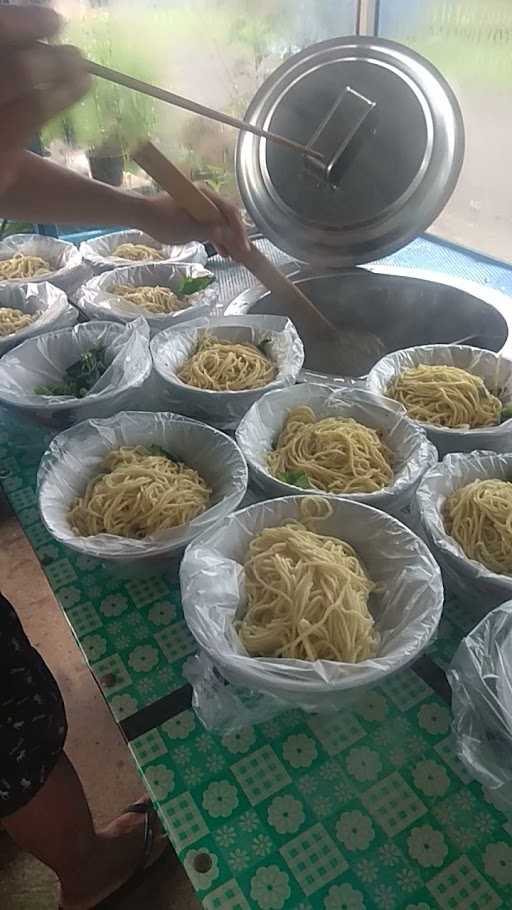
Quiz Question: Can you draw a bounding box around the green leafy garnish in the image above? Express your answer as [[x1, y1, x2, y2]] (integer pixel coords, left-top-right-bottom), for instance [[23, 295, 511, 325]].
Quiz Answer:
[[500, 404, 512, 424], [277, 470, 311, 489], [147, 444, 174, 461], [35, 347, 107, 398], [176, 275, 215, 298]]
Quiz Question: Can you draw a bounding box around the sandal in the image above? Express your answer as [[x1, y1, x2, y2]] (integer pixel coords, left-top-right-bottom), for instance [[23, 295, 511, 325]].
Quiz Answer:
[[60, 799, 173, 910]]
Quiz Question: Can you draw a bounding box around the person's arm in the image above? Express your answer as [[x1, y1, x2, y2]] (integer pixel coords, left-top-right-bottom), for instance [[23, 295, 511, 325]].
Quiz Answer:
[[0, 6, 249, 260], [1, 151, 249, 259], [1, 151, 142, 227]]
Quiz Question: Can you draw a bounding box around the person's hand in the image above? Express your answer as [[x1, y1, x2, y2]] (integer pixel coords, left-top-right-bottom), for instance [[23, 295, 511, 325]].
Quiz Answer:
[[137, 187, 251, 262], [0, 5, 89, 194]]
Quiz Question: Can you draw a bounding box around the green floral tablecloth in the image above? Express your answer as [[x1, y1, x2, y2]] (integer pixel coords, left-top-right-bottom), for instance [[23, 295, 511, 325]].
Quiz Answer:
[[1, 408, 511, 910]]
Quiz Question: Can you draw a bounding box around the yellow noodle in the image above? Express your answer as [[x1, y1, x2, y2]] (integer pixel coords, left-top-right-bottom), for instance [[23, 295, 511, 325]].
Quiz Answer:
[[112, 284, 188, 315], [237, 502, 378, 663], [178, 333, 275, 391], [0, 306, 35, 336], [70, 446, 210, 539], [268, 407, 393, 493], [444, 478, 512, 575], [114, 243, 164, 262], [0, 253, 50, 280], [389, 364, 501, 428]]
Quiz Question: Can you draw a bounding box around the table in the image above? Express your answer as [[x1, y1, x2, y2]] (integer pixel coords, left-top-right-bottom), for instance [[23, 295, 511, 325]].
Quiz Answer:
[[1, 407, 511, 910]]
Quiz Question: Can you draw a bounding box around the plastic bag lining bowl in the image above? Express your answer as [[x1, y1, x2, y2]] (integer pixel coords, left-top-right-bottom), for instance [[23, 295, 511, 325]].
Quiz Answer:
[[416, 450, 512, 610], [80, 229, 207, 274], [180, 495, 444, 714], [236, 383, 437, 517], [150, 315, 304, 429], [37, 410, 249, 564], [0, 317, 152, 426], [0, 282, 77, 355], [449, 602, 512, 810], [0, 234, 84, 293], [77, 261, 220, 333], [366, 344, 512, 456]]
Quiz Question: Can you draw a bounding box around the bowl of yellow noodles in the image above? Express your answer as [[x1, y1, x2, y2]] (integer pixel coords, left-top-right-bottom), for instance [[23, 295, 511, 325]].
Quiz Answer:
[[180, 495, 443, 725], [0, 234, 84, 294], [151, 315, 304, 429], [416, 451, 512, 610], [37, 410, 248, 576], [236, 383, 436, 519], [80, 230, 207, 275], [367, 344, 512, 457]]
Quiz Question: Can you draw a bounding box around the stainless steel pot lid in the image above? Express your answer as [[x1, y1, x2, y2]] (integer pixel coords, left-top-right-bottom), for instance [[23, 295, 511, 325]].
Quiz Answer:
[[237, 37, 465, 268]]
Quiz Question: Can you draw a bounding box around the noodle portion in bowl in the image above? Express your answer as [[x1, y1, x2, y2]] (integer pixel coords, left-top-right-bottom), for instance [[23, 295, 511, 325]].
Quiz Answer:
[[114, 243, 164, 262], [0, 307, 35, 336], [388, 363, 502, 428], [267, 406, 393, 493], [443, 478, 512, 575], [0, 253, 51, 280], [113, 285, 186, 315], [238, 512, 378, 663], [177, 333, 275, 391], [70, 445, 211, 539]]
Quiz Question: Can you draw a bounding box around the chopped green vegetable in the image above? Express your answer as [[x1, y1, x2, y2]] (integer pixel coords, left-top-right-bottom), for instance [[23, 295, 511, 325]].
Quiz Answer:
[[176, 275, 215, 297], [147, 444, 173, 460], [500, 404, 512, 424], [277, 470, 311, 489], [35, 347, 107, 398]]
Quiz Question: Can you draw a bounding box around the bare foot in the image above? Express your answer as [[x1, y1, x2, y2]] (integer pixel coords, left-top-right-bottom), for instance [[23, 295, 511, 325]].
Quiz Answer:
[[60, 800, 170, 910]]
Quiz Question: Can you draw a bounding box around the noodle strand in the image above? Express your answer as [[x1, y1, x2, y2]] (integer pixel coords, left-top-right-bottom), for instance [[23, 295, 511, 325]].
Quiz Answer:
[[70, 446, 210, 539], [389, 364, 501, 428], [268, 407, 393, 493], [238, 508, 378, 663], [444, 478, 512, 575], [178, 334, 275, 391]]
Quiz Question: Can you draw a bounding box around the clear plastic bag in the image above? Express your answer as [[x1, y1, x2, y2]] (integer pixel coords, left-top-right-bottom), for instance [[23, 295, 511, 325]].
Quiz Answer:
[[150, 315, 305, 430], [38, 410, 248, 572], [449, 602, 512, 811], [416, 450, 512, 610], [366, 344, 512, 457], [236, 384, 437, 518], [0, 234, 84, 294], [80, 229, 207, 274], [0, 317, 152, 428], [0, 281, 77, 355], [180, 495, 444, 731], [77, 262, 220, 334]]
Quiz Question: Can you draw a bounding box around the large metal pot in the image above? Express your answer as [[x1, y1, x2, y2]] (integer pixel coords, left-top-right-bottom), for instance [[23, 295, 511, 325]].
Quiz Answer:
[[226, 263, 512, 380]]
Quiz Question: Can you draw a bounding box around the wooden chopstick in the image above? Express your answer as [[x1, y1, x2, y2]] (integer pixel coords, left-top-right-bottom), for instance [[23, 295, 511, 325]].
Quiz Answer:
[[83, 58, 323, 163], [133, 142, 340, 338]]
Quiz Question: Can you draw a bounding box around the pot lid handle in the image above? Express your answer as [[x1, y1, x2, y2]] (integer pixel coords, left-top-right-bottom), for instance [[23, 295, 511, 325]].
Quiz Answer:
[[306, 86, 376, 188]]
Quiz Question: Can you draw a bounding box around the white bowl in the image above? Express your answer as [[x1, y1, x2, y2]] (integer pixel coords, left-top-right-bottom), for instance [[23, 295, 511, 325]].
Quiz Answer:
[[77, 262, 220, 334], [38, 410, 248, 575], [80, 229, 207, 274], [236, 383, 436, 519], [0, 281, 77, 355], [0, 318, 151, 428], [367, 344, 512, 457], [151, 315, 304, 429], [416, 450, 512, 610], [181, 495, 443, 715], [0, 233, 84, 294]]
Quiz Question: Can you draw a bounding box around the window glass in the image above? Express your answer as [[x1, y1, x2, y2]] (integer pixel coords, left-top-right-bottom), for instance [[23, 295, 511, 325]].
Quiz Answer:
[[378, 0, 512, 263], [41, 0, 356, 231]]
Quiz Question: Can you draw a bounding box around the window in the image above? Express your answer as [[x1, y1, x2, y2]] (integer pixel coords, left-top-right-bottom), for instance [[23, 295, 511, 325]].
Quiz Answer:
[[378, 0, 512, 263], [42, 0, 356, 225]]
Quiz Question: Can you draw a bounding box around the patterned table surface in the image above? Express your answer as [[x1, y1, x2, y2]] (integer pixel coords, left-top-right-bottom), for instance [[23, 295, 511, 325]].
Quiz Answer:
[[1, 408, 512, 910]]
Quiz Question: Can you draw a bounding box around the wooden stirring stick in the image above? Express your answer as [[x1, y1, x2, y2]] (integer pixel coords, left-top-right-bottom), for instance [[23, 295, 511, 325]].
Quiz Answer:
[[133, 142, 340, 338]]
